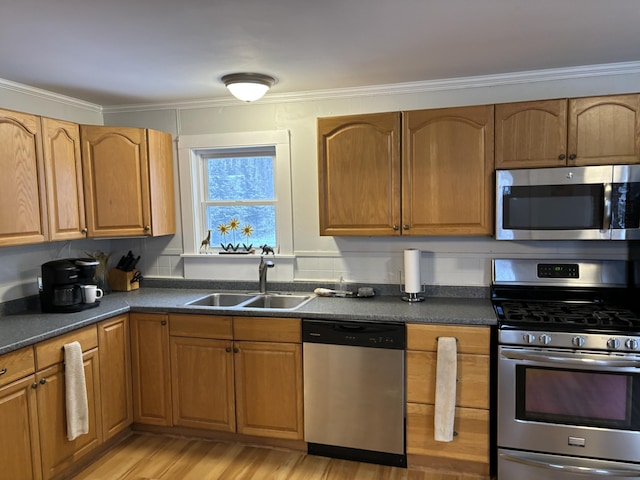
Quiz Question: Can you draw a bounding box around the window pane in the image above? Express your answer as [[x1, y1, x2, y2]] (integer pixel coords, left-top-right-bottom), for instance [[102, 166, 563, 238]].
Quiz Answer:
[[207, 157, 275, 201], [206, 205, 276, 248]]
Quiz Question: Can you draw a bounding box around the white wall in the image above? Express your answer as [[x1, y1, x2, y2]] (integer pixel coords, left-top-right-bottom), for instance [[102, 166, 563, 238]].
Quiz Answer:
[[103, 68, 638, 287]]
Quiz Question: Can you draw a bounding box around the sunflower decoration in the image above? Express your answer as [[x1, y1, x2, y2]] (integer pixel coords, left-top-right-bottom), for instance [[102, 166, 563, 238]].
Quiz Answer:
[[218, 218, 254, 252]]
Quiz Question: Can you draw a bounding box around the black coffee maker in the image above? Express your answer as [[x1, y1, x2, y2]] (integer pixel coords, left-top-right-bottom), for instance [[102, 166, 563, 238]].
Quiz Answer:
[[40, 258, 100, 313]]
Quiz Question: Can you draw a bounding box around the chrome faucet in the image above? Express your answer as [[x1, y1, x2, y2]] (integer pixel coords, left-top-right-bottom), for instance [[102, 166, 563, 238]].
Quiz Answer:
[[258, 256, 275, 293]]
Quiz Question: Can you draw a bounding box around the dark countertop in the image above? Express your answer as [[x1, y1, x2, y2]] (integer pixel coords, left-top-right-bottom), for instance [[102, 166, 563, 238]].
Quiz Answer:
[[0, 287, 496, 355]]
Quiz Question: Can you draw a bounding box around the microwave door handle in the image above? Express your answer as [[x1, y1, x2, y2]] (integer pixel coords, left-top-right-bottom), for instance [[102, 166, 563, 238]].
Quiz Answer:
[[602, 183, 612, 231], [501, 349, 640, 368], [500, 450, 640, 476]]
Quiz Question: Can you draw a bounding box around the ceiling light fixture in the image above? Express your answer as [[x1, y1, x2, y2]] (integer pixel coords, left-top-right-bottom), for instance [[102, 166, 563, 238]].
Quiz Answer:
[[221, 73, 276, 102]]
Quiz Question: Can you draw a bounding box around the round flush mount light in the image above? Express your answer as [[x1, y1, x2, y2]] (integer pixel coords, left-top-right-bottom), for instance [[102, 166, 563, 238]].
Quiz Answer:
[[221, 73, 276, 102]]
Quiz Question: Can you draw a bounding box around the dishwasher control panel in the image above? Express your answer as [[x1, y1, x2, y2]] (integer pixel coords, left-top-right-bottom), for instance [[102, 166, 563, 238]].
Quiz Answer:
[[302, 319, 406, 349]]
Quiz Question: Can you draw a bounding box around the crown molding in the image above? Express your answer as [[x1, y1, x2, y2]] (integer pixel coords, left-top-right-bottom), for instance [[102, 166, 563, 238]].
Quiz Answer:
[[4, 61, 640, 115], [102, 60, 640, 113], [0, 78, 103, 113]]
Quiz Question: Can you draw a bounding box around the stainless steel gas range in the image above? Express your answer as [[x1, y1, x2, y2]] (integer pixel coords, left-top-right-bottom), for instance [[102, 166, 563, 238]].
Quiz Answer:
[[492, 258, 640, 479]]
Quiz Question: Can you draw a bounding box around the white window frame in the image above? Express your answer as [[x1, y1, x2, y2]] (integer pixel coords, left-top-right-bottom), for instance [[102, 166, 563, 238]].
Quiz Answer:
[[177, 130, 293, 257]]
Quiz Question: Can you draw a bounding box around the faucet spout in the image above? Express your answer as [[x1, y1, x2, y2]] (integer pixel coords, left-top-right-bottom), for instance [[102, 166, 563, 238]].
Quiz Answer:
[[259, 256, 275, 294]]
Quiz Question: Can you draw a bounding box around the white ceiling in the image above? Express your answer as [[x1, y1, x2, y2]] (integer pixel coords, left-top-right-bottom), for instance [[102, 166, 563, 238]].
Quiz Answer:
[[2, 0, 640, 106]]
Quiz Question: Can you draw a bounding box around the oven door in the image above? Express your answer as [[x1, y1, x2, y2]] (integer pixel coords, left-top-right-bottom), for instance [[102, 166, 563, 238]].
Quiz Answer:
[[498, 346, 640, 463], [499, 448, 640, 479]]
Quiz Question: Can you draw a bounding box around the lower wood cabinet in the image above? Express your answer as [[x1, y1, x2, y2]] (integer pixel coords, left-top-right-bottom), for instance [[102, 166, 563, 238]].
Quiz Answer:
[[130, 312, 172, 426], [0, 347, 41, 480], [168, 314, 304, 440], [406, 323, 491, 477]]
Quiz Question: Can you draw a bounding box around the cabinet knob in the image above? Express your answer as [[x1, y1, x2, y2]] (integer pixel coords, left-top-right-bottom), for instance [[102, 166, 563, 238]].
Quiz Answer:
[[569, 153, 577, 160], [32, 382, 38, 389], [225, 347, 231, 353], [81, 228, 88, 235], [403, 224, 410, 230], [233, 347, 239, 354], [144, 225, 151, 232], [39, 378, 46, 385], [392, 225, 399, 231], [0, 368, 6, 376], [161, 320, 167, 326], [558, 153, 566, 160]]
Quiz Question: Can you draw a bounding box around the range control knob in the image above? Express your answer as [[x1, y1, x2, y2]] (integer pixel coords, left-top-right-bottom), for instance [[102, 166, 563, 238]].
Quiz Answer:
[[625, 338, 639, 350], [607, 338, 621, 350], [539, 334, 551, 345], [572, 336, 585, 348], [523, 333, 536, 344]]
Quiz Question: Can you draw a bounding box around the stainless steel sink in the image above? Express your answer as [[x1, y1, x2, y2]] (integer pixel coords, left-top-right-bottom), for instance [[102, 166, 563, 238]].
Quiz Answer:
[[186, 292, 257, 307], [242, 294, 313, 310], [183, 292, 314, 310]]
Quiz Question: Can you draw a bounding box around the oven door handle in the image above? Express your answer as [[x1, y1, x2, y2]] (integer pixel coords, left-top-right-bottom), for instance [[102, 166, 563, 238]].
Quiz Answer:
[[500, 449, 640, 476], [501, 349, 640, 368]]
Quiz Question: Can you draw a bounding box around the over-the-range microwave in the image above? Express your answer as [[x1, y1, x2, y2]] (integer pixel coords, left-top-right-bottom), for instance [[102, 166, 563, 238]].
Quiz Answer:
[[495, 164, 640, 240]]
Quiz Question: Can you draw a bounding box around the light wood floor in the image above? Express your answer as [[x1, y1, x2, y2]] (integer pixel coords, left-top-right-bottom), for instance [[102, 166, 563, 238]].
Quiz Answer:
[[71, 433, 486, 480]]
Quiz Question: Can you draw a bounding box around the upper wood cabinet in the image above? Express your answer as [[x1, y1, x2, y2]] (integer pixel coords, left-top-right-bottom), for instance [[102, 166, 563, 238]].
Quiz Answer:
[[80, 126, 176, 238], [318, 106, 494, 236], [41, 117, 87, 241], [0, 108, 48, 246], [403, 105, 494, 236], [496, 94, 640, 169], [318, 112, 401, 236]]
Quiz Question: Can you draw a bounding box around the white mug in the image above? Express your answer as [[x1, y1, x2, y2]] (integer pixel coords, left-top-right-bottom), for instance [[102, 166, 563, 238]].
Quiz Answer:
[[81, 284, 103, 303]]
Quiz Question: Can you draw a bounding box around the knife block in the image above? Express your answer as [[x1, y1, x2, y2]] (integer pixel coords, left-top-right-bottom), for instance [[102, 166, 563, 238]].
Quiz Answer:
[[108, 268, 140, 291]]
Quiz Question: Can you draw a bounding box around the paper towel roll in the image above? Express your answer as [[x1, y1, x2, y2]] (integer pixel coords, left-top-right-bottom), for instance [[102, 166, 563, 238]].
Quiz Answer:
[[404, 249, 422, 293]]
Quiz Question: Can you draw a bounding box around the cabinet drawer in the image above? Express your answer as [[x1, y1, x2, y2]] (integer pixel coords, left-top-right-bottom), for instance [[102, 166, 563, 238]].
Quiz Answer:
[[233, 317, 301, 343], [169, 314, 233, 339], [35, 325, 98, 370], [406, 402, 489, 464], [0, 346, 35, 388], [407, 324, 490, 354], [406, 350, 489, 409]]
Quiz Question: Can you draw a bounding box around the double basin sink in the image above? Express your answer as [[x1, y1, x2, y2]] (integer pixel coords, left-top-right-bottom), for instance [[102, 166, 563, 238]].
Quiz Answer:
[[184, 292, 315, 311]]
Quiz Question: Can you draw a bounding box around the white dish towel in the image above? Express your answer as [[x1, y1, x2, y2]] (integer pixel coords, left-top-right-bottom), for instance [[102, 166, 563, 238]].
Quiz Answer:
[[434, 336, 457, 442], [64, 341, 89, 441]]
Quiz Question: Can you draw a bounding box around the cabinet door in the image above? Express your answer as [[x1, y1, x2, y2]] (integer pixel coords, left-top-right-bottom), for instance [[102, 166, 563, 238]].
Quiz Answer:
[[569, 94, 640, 166], [130, 313, 172, 426], [170, 336, 235, 432], [318, 112, 401, 236], [98, 315, 133, 440], [0, 376, 42, 480], [234, 341, 303, 440], [147, 129, 176, 236], [80, 126, 151, 237], [41, 117, 87, 241], [495, 99, 568, 169], [36, 349, 102, 480], [0, 108, 48, 246], [402, 105, 494, 236]]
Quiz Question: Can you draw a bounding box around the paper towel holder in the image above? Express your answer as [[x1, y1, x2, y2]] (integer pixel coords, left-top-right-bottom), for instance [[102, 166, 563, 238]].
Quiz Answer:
[[399, 269, 425, 302]]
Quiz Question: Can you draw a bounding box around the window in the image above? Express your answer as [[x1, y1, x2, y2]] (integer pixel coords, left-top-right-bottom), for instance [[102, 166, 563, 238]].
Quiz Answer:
[[202, 148, 277, 249], [178, 131, 293, 256]]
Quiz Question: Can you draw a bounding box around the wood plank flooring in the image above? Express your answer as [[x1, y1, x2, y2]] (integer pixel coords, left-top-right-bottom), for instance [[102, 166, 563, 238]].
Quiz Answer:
[[71, 433, 487, 480]]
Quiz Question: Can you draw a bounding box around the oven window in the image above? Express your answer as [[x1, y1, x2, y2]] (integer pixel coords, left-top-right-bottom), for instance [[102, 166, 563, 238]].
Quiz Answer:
[[516, 366, 637, 429], [503, 184, 603, 230]]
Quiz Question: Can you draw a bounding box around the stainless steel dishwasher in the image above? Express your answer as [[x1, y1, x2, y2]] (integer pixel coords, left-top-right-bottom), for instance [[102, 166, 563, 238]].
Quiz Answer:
[[302, 319, 406, 467]]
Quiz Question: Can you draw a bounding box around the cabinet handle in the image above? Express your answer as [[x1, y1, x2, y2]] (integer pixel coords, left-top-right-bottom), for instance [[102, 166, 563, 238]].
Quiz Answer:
[[81, 228, 88, 235], [0, 368, 6, 375], [392, 225, 399, 231], [40, 378, 46, 385], [558, 153, 566, 160], [32, 382, 38, 389], [161, 320, 167, 326], [569, 153, 577, 160], [403, 224, 410, 230]]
